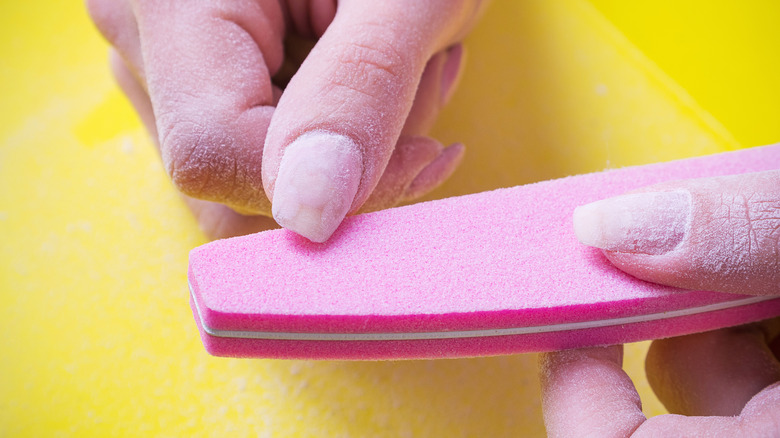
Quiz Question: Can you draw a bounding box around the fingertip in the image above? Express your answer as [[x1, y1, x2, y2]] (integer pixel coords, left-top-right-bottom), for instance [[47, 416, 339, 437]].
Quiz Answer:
[[270, 131, 363, 243], [403, 142, 465, 201], [540, 346, 643, 438], [264, 1, 460, 224], [571, 191, 690, 255], [357, 135, 443, 213], [588, 170, 780, 296]]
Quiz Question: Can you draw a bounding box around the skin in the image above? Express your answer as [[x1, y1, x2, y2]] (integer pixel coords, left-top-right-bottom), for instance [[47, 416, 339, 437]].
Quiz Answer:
[[87, 0, 486, 239], [540, 330, 780, 437], [88, 2, 780, 435], [545, 170, 780, 437]]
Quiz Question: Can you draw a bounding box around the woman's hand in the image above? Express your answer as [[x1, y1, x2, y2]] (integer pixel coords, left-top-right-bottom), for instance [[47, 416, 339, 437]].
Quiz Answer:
[[88, 0, 486, 240], [540, 324, 780, 437], [573, 169, 780, 296], [541, 166, 780, 437]]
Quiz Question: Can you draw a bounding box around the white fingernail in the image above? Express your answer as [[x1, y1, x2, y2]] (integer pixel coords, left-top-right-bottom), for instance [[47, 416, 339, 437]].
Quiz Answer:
[[573, 191, 690, 255], [272, 132, 362, 243]]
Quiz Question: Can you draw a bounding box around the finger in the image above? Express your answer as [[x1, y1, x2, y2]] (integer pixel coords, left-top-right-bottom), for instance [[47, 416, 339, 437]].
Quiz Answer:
[[285, 0, 338, 38], [633, 384, 780, 437], [540, 345, 780, 437], [646, 322, 780, 416], [539, 346, 646, 438], [402, 44, 465, 137], [359, 45, 466, 212], [573, 170, 780, 295], [402, 142, 465, 202], [133, 0, 286, 215], [87, 0, 145, 80], [262, 0, 478, 242], [111, 51, 275, 240], [111, 49, 284, 144], [358, 138, 464, 213], [286, 0, 314, 38]]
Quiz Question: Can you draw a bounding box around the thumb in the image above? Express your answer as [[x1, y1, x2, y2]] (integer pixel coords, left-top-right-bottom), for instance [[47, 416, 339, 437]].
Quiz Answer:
[[573, 170, 780, 296], [262, 0, 477, 242]]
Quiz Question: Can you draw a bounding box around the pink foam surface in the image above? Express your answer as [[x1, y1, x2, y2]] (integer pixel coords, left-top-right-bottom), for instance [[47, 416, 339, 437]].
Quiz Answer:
[[188, 145, 780, 359]]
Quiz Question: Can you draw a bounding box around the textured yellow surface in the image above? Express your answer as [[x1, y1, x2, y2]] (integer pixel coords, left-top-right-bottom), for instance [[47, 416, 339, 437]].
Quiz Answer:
[[2, 1, 778, 436]]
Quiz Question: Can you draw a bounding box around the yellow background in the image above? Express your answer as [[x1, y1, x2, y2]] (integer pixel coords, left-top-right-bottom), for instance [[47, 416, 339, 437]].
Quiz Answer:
[[2, 1, 779, 436]]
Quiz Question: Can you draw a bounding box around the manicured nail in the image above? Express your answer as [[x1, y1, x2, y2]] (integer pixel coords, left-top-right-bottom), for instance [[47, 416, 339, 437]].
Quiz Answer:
[[272, 132, 362, 243], [573, 191, 690, 255], [440, 44, 464, 106]]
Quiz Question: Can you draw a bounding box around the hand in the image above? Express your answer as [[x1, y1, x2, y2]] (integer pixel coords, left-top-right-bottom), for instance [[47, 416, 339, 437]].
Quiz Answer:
[[540, 326, 780, 437], [87, 0, 486, 240], [539, 168, 780, 436], [573, 169, 780, 296]]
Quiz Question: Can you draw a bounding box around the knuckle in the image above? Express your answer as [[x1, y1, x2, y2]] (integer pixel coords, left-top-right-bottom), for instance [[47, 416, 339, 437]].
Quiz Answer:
[[330, 25, 411, 92], [160, 120, 239, 200]]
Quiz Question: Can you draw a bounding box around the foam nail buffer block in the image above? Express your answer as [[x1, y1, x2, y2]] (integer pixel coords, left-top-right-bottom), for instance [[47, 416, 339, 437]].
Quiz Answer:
[[188, 145, 780, 360]]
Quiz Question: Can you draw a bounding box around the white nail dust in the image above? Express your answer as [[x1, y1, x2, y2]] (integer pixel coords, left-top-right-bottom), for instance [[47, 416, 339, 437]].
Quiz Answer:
[[573, 191, 691, 255], [272, 131, 362, 243]]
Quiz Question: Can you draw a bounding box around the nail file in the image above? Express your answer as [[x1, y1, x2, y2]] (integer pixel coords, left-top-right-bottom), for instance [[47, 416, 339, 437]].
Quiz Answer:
[[188, 145, 780, 360]]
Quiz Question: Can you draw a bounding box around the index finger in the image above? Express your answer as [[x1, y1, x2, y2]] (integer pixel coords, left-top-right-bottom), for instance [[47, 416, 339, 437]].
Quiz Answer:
[[134, 0, 284, 214]]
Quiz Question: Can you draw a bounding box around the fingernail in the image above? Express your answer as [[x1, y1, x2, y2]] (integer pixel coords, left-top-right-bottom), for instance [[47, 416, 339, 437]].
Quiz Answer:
[[272, 132, 362, 243], [573, 191, 690, 255], [440, 44, 464, 106]]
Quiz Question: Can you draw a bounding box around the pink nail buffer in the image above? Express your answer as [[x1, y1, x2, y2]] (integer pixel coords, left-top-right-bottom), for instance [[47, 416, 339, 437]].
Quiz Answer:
[[188, 145, 780, 360]]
